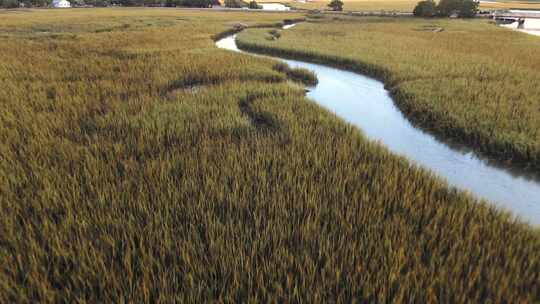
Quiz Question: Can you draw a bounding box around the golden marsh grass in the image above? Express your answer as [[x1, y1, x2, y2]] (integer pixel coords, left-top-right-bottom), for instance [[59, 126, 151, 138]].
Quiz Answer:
[[0, 9, 539, 302]]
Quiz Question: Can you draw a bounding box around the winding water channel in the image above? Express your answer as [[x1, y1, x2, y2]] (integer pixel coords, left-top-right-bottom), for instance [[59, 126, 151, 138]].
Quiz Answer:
[[216, 26, 540, 225]]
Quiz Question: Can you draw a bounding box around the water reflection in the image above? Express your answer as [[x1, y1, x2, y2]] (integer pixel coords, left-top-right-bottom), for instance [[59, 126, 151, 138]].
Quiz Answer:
[[499, 10, 540, 36]]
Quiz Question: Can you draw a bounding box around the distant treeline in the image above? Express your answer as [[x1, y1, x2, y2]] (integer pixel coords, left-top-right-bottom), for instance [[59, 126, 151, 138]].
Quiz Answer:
[[413, 0, 478, 17], [0, 0, 222, 8]]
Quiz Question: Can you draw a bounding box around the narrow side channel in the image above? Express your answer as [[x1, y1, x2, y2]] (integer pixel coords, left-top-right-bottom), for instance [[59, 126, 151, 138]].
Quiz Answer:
[[216, 28, 540, 225]]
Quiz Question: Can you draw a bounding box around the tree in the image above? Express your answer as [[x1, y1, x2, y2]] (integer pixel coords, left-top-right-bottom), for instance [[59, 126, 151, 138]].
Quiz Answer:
[[224, 0, 244, 7], [117, 0, 144, 6], [35, 0, 48, 5], [165, 0, 179, 6], [413, 0, 437, 17], [456, 0, 478, 17], [248, 0, 260, 9], [327, 0, 343, 11], [84, 0, 111, 6], [436, 0, 457, 16], [413, 0, 478, 18], [181, 0, 214, 7], [0, 0, 20, 7], [71, 0, 85, 6]]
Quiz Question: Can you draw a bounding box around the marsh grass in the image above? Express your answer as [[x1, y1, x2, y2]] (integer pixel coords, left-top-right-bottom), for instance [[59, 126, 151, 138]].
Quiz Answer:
[[262, 0, 540, 12], [257, 0, 421, 11], [273, 62, 319, 86], [0, 9, 539, 303], [237, 16, 540, 170]]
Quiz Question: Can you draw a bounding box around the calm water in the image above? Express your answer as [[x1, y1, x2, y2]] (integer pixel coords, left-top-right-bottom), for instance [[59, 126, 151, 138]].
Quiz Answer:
[[216, 32, 540, 225], [260, 3, 290, 11], [282, 24, 297, 30], [500, 10, 540, 36]]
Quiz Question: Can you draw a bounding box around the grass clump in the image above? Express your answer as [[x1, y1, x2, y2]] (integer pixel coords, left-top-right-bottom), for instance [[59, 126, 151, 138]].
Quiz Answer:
[[264, 28, 285, 41], [237, 17, 540, 170], [273, 62, 318, 86], [0, 8, 539, 303]]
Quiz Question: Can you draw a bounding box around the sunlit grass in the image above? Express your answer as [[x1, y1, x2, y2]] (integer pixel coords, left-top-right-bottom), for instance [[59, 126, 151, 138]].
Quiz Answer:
[[258, 0, 540, 12], [1, 9, 539, 302], [291, 0, 419, 11]]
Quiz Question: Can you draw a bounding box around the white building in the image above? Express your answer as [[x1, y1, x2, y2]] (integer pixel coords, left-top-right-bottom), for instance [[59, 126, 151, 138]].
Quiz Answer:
[[52, 0, 71, 8]]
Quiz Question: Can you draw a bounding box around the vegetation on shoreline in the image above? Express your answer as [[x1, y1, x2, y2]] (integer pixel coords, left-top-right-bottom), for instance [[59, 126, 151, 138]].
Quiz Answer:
[[272, 62, 319, 86], [282, 0, 422, 11], [1, 9, 540, 302], [237, 16, 540, 170]]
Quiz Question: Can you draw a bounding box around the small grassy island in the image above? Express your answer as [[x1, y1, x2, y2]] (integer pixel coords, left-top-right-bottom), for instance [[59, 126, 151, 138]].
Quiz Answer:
[[0, 8, 539, 303]]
